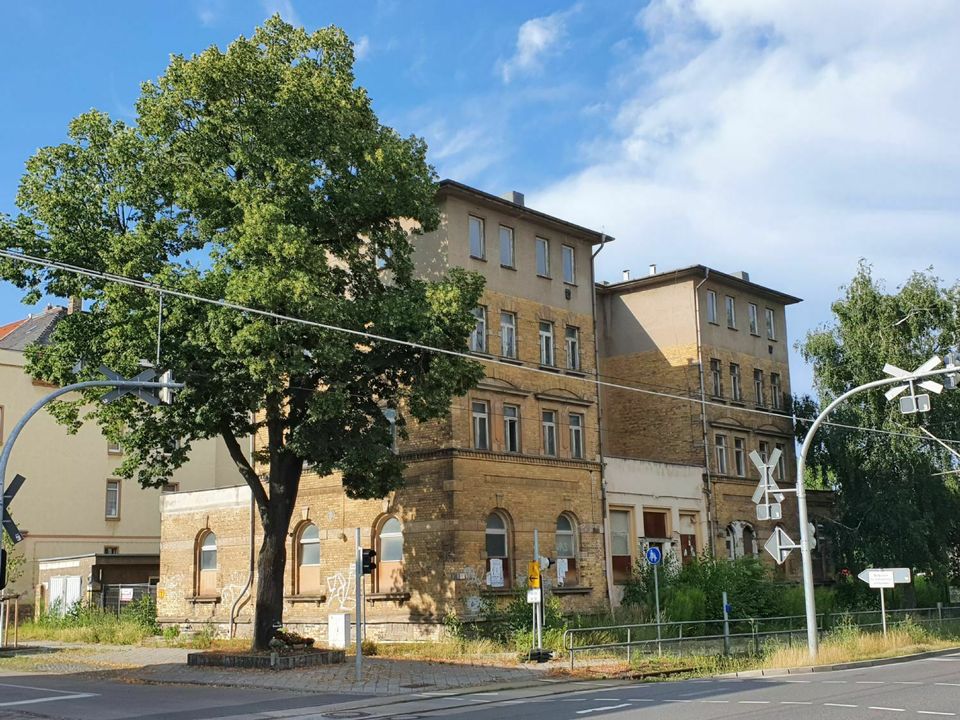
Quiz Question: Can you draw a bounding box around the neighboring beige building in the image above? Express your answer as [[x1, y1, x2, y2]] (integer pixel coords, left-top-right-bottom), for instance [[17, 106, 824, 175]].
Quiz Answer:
[[0, 307, 240, 604], [597, 266, 827, 579], [156, 181, 613, 640]]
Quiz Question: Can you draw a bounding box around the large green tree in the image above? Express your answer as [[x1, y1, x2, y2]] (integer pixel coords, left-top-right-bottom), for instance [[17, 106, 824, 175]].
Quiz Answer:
[[0, 18, 484, 649], [798, 263, 960, 583]]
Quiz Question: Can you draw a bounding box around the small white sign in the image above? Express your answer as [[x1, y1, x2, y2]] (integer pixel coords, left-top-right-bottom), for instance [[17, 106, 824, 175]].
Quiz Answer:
[[527, 588, 541, 604], [556, 558, 568, 587], [949, 587, 960, 604], [119, 587, 134, 602], [487, 559, 504, 588], [868, 570, 895, 589]]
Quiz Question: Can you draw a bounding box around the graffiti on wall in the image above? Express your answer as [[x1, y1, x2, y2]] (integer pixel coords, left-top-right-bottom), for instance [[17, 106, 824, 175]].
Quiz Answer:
[[325, 569, 355, 610]]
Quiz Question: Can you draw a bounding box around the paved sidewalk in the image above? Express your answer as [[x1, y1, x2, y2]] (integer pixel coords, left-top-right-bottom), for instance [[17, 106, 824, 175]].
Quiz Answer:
[[1, 642, 549, 696]]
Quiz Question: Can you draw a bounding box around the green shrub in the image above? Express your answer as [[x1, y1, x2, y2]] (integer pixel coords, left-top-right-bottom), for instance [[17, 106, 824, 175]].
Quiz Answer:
[[121, 596, 160, 635]]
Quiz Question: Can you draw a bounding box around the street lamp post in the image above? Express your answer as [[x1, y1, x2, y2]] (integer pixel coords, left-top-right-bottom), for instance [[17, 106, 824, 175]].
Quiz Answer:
[[794, 359, 957, 660]]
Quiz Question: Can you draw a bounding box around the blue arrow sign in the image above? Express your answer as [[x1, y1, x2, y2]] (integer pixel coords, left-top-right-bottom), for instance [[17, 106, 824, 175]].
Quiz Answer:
[[645, 547, 662, 565]]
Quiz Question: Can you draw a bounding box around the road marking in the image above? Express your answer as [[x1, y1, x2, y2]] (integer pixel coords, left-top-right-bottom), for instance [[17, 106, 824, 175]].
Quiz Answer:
[[824, 680, 849, 684], [917, 712, 957, 717], [894, 681, 922, 685], [739, 700, 770, 704], [630, 698, 655, 702], [468, 692, 500, 696], [935, 683, 960, 687], [0, 683, 91, 695], [868, 707, 906, 712], [825, 703, 859, 708], [662, 699, 692, 703], [0, 694, 98, 708], [702, 700, 729, 704], [858, 681, 886, 684], [785, 679, 812, 683], [781, 701, 813, 705], [576, 703, 631, 715]]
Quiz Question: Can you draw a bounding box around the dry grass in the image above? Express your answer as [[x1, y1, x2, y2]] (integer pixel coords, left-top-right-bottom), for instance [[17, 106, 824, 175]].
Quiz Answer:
[[367, 639, 522, 665], [762, 626, 957, 669], [16, 619, 154, 645]]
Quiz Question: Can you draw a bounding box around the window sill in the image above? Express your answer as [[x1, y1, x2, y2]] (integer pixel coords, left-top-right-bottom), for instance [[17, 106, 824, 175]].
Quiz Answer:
[[750, 331, 761, 337], [470, 351, 494, 359], [367, 592, 411, 603], [552, 586, 593, 596], [288, 594, 327, 604], [538, 365, 560, 373], [730, 401, 745, 407], [500, 264, 516, 271], [499, 357, 523, 365], [727, 326, 738, 331], [188, 595, 221, 604], [565, 369, 587, 378], [563, 282, 578, 288], [481, 587, 515, 596], [707, 320, 720, 326], [105, 516, 121, 522], [536, 274, 552, 280], [470, 255, 487, 262]]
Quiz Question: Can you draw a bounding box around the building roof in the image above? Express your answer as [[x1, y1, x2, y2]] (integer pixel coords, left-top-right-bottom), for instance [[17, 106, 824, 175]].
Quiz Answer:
[[596, 264, 802, 305], [0, 306, 67, 351], [438, 179, 614, 245]]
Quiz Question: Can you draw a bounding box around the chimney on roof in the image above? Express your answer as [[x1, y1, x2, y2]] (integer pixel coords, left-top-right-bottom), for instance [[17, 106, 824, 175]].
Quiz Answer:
[[501, 191, 525, 207], [622, 269, 631, 282], [732, 270, 751, 282], [67, 296, 82, 315], [649, 264, 657, 276]]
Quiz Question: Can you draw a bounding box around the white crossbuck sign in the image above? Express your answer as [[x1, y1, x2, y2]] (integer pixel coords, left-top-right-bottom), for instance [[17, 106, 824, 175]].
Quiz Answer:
[[883, 356, 943, 414], [750, 449, 785, 521]]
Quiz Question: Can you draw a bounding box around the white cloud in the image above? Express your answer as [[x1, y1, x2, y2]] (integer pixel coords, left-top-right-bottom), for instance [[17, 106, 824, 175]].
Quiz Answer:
[[531, 0, 960, 391], [261, 0, 299, 25], [354, 35, 371, 61], [195, 0, 225, 26], [499, 8, 571, 83]]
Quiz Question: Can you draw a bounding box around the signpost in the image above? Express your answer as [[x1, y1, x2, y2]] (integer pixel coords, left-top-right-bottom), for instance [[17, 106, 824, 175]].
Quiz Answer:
[[858, 568, 911, 637], [646, 546, 663, 655]]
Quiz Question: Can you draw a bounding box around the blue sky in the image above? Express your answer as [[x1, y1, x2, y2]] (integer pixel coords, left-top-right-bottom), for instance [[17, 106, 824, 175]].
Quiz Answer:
[[2, 0, 959, 397]]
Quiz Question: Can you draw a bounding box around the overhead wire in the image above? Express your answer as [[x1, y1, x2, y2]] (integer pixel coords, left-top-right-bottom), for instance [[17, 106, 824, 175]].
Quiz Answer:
[[1, 247, 958, 449]]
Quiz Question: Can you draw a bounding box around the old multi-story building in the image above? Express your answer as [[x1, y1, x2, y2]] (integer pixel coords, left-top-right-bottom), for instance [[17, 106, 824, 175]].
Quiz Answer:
[[596, 266, 832, 584], [156, 181, 613, 639], [0, 306, 240, 607]]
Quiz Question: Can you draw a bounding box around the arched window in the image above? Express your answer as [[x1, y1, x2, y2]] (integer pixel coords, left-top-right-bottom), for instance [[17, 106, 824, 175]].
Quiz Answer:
[[197, 531, 217, 596], [742, 525, 757, 557], [556, 514, 578, 586], [377, 517, 404, 593], [296, 523, 321, 594], [485, 512, 510, 588]]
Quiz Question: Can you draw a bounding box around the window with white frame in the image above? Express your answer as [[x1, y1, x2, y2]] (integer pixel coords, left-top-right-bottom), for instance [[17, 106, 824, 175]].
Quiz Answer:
[[556, 514, 579, 586], [500, 311, 517, 358], [485, 512, 510, 587], [731, 363, 742, 401], [539, 321, 555, 366], [469, 215, 485, 259], [197, 530, 218, 596], [710, 358, 723, 397], [716, 434, 728, 475], [536, 237, 550, 276], [562, 245, 575, 284], [706, 290, 718, 324], [470, 306, 487, 353], [297, 523, 321, 594], [503, 404, 520, 453], [542, 410, 557, 456], [569, 413, 584, 459], [377, 516, 404, 592], [472, 401, 490, 450], [759, 440, 770, 463], [105, 480, 120, 519], [748, 303, 759, 335], [499, 225, 515, 267], [725, 296, 737, 328], [771, 372, 783, 410], [610, 508, 633, 584], [765, 307, 776, 340], [565, 326, 580, 370], [775, 442, 786, 479], [754, 369, 765, 406], [734, 437, 746, 477]]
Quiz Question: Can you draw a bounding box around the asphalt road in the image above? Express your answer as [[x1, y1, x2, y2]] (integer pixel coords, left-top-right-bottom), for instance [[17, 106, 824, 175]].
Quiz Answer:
[[0, 672, 364, 720], [2, 652, 959, 719]]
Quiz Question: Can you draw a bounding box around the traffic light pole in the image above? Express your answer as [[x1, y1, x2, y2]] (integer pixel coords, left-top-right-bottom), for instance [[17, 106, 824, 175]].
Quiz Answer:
[[0, 378, 184, 545], [355, 527, 362, 682], [795, 364, 958, 660]]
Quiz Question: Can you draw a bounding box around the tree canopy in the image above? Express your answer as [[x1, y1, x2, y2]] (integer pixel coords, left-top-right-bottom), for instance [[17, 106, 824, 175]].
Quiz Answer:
[[798, 262, 960, 580], [0, 17, 485, 647]]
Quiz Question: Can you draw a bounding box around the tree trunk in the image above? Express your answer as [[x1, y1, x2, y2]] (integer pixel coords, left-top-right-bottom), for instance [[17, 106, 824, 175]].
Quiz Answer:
[[252, 513, 288, 650]]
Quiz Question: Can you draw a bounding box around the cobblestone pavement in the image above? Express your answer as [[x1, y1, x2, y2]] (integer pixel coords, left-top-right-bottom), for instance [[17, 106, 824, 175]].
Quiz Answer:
[[0, 642, 548, 696]]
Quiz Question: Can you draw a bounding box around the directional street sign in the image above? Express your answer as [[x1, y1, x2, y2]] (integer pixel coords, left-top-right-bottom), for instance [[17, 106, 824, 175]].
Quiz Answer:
[[884, 357, 943, 414], [764, 526, 798, 565], [645, 547, 662, 565], [858, 567, 910, 588]]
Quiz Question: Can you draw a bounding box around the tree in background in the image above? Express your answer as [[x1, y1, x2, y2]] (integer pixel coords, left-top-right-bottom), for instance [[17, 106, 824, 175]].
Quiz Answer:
[[798, 262, 960, 590], [0, 18, 484, 649]]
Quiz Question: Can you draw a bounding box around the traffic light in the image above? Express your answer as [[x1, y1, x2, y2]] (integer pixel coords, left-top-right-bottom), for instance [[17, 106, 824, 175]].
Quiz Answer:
[[361, 548, 377, 575], [1, 548, 7, 590]]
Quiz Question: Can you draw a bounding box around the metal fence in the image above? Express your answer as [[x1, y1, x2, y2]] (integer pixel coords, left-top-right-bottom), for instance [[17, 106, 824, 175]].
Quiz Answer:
[[563, 604, 960, 669], [101, 583, 157, 615]]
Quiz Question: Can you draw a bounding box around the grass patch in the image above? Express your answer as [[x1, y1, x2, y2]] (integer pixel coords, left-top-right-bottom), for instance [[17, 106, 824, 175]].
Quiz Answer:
[[370, 638, 519, 664]]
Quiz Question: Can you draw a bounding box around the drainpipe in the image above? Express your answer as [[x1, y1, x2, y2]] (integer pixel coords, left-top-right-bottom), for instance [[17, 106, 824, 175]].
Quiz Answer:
[[694, 269, 716, 556], [591, 235, 616, 611], [229, 426, 257, 638]]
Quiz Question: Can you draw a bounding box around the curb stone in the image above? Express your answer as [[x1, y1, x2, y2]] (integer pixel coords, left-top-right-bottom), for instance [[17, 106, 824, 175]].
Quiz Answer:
[[719, 645, 960, 678]]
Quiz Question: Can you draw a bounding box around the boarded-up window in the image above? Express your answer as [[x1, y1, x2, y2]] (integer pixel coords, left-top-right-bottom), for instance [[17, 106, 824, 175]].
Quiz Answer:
[[643, 510, 668, 539]]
